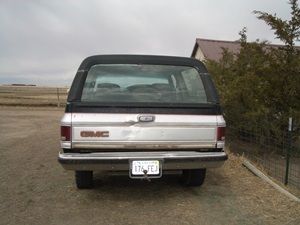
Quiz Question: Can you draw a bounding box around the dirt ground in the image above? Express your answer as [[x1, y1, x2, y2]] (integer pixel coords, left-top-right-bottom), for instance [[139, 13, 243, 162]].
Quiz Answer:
[[0, 107, 299, 225]]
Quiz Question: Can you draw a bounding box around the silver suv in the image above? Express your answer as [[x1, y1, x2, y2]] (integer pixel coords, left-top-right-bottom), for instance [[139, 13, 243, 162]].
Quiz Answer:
[[58, 55, 227, 189]]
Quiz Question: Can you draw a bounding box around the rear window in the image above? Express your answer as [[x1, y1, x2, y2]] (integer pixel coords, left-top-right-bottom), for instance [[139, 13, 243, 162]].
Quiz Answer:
[[81, 64, 208, 104]]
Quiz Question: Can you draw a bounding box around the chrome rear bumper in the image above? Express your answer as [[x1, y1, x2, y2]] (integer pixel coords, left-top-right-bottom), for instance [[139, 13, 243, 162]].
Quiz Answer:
[[58, 151, 227, 171]]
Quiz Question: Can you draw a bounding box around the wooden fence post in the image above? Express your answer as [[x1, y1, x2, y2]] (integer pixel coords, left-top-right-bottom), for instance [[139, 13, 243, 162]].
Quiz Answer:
[[57, 88, 60, 107]]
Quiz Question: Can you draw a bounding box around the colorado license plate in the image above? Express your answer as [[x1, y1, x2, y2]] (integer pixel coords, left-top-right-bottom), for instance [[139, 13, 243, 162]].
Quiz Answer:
[[130, 160, 162, 178]]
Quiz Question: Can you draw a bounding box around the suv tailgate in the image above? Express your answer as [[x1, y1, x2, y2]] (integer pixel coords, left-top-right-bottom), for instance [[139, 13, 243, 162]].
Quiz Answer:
[[71, 113, 222, 149]]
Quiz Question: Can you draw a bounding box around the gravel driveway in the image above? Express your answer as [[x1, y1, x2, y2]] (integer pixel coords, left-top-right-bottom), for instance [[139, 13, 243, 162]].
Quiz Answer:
[[0, 107, 299, 225]]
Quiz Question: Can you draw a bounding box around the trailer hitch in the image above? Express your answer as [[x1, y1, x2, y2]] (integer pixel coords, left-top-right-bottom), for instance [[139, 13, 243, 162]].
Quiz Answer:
[[143, 170, 151, 182]]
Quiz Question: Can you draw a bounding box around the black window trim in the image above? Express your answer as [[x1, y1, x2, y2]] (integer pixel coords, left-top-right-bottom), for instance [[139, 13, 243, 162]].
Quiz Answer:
[[67, 55, 219, 106]]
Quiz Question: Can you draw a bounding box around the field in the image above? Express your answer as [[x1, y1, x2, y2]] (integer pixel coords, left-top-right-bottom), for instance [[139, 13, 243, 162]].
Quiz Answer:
[[0, 86, 68, 107]]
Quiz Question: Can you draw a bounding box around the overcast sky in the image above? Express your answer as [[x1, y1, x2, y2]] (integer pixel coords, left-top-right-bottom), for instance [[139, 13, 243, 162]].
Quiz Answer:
[[0, 0, 293, 86]]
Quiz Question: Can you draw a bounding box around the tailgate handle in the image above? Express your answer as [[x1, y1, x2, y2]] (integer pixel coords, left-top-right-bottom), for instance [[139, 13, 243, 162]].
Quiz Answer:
[[138, 115, 155, 122]]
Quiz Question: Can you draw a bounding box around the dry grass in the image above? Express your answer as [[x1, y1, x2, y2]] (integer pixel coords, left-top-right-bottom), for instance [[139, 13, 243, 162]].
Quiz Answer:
[[223, 150, 300, 224], [229, 140, 300, 191], [0, 85, 68, 107]]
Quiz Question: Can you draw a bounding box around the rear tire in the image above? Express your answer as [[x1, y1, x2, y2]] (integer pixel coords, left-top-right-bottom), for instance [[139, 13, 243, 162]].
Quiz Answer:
[[180, 169, 206, 186], [75, 171, 93, 189]]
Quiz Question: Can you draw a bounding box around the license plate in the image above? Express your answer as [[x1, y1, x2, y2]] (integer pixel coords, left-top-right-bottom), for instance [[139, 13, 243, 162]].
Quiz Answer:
[[130, 160, 162, 178]]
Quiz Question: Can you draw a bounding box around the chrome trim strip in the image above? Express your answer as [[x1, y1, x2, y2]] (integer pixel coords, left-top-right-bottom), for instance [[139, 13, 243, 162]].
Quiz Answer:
[[216, 141, 225, 149], [61, 141, 71, 149], [71, 122, 218, 127], [71, 141, 216, 149]]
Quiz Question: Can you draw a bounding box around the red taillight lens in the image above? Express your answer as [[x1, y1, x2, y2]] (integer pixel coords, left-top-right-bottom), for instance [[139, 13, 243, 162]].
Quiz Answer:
[[217, 127, 226, 141], [61, 126, 71, 141]]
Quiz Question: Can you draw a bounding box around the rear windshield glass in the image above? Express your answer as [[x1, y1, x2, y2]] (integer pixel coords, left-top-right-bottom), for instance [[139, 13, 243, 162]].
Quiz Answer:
[[81, 64, 208, 104]]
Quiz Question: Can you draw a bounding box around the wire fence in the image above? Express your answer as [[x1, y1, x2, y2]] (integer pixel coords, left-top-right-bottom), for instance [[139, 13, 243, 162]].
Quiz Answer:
[[227, 119, 300, 189]]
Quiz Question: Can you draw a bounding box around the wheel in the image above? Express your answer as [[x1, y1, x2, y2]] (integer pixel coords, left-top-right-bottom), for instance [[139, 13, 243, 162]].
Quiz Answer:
[[180, 169, 206, 186], [75, 171, 93, 189]]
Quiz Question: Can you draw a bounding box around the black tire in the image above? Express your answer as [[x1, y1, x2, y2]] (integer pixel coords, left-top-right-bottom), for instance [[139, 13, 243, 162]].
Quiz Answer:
[[75, 171, 93, 189], [180, 169, 206, 186]]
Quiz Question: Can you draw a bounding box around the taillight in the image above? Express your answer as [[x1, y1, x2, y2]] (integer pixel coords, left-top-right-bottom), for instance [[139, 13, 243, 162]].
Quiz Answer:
[[61, 126, 71, 141], [217, 127, 226, 141]]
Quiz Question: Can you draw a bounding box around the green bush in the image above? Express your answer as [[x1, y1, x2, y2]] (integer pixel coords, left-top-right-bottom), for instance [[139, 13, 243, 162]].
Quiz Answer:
[[205, 0, 300, 143]]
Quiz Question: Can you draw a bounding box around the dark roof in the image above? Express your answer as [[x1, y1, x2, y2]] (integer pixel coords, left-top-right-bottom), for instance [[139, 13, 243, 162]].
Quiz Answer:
[[191, 38, 300, 61], [191, 38, 241, 61], [78, 54, 207, 72]]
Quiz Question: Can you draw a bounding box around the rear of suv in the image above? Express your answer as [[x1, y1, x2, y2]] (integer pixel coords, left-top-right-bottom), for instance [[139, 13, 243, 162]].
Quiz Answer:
[[58, 55, 227, 189]]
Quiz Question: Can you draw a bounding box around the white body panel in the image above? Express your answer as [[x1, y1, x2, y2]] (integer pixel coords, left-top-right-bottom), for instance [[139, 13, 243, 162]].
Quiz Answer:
[[64, 113, 225, 149]]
